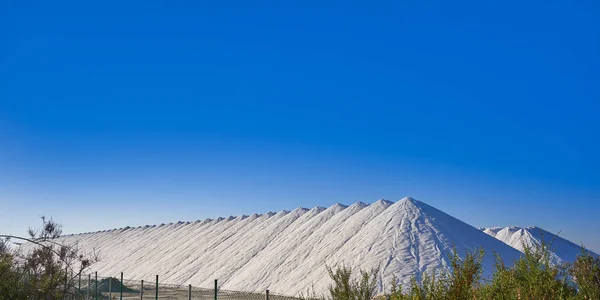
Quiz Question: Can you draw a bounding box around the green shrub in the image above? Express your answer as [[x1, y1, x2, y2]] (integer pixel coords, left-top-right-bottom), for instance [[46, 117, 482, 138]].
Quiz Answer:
[[0, 250, 28, 299], [0, 216, 97, 300], [327, 264, 379, 300], [377, 239, 597, 300], [570, 247, 600, 299], [393, 247, 484, 300], [481, 240, 575, 300]]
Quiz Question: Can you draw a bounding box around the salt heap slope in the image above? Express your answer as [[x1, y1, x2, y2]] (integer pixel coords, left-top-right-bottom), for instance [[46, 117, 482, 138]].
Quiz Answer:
[[482, 226, 598, 265], [47, 197, 521, 295]]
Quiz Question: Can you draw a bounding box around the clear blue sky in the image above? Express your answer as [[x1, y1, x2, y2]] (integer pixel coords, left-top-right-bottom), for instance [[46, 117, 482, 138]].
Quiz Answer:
[[1, 0, 599, 251]]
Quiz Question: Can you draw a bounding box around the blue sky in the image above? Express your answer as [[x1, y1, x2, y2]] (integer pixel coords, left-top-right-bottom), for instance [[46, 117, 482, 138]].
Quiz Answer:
[[1, 0, 599, 251]]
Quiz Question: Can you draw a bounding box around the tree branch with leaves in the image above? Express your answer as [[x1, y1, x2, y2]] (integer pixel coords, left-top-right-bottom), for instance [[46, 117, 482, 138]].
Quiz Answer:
[[0, 216, 99, 300]]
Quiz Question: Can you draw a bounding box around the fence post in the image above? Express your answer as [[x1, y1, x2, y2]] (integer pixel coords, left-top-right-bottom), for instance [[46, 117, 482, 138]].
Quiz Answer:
[[214, 279, 218, 300], [78, 273, 81, 300], [63, 267, 68, 300], [266, 289, 269, 300], [109, 276, 112, 300], [155, 275, 159, 300], [120, 272, 123, 300], [140, 280, 144, 300], [87, 274, 91, 300], [95, 271, 98, 300], [188, 284, 192, 300], [72, 270, 75, 300]]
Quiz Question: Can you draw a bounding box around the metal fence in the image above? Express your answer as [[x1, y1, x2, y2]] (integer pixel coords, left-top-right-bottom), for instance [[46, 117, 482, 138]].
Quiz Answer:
[[71, 272, 301, 300]]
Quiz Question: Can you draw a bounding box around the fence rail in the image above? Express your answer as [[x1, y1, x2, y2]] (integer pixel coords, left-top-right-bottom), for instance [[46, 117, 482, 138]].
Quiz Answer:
[[69, 272, 301, 300]]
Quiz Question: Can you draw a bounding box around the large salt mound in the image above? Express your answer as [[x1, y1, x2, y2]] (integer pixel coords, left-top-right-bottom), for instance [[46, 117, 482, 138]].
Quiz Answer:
[[22, 197, 522, 295]]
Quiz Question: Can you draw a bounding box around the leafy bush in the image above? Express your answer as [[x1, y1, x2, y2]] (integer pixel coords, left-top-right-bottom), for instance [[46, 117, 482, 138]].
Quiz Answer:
[[570, 247, 600, 299], [0, 216, 98, 300], [480, 240, 575, 300], [334, 240, 599, 300], [327, 264, 379, 300], [387, 247, 484, 300]]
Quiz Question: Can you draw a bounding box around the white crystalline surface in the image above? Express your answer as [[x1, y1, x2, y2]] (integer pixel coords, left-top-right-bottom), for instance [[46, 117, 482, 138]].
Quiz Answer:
[[482, 226, 598, 265], [21, 197, 523, 295]]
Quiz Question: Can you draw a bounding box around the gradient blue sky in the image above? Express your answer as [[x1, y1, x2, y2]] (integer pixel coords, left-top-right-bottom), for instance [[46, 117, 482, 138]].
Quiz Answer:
[[1, 0, 599, 251]]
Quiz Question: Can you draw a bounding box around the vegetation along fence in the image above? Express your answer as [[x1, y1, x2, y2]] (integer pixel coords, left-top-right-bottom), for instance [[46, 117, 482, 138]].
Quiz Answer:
[[71, 272, 300, 300]]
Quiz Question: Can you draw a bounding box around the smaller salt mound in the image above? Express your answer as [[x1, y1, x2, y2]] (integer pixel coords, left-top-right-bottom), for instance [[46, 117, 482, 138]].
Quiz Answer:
[[482, 226, 598, 265]]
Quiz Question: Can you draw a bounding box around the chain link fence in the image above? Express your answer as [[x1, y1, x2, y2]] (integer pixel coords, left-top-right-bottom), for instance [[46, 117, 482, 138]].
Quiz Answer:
[[71, 272, 302, 300]]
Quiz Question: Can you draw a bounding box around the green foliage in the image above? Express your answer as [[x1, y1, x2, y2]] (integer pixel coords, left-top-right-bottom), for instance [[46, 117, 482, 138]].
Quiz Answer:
[[570, 247, 600, 299], [446, 247, 485, 299], [0, 216, 97, 300], [480, 240, 575, 300], [345, 239, 599, 300], [387, 247, 484, 300], [0, 250, 28, 299], [327, 264, 379, 300]]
